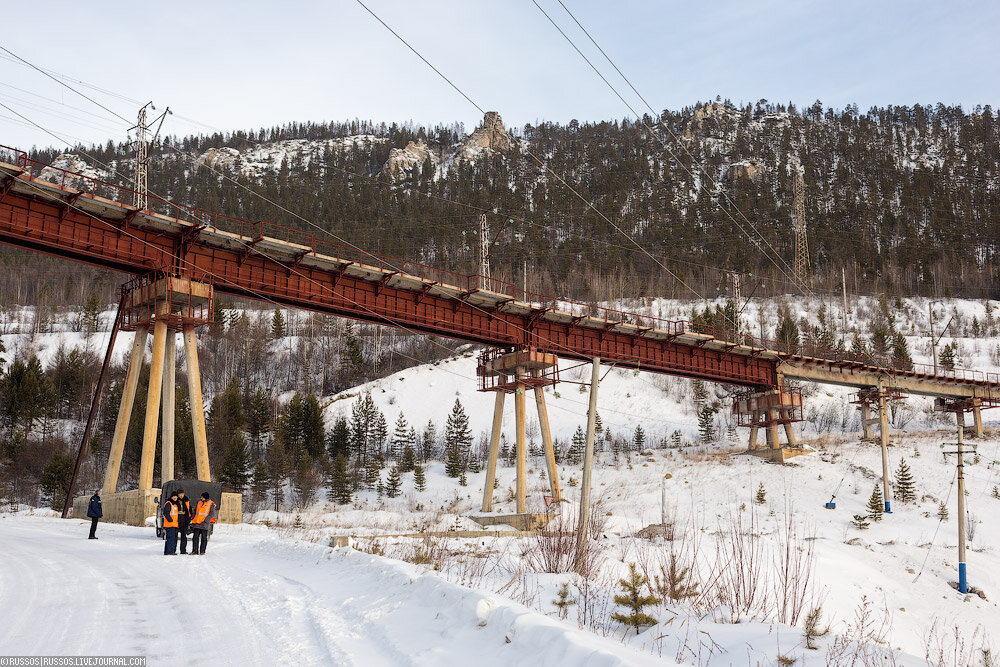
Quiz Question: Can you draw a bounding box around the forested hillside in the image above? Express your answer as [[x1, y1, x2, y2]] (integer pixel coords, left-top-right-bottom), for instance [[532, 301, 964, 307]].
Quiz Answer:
[[6, 99, 999, 308]]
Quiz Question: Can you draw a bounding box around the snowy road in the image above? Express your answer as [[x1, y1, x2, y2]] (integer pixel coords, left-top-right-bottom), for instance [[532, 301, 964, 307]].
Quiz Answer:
[[1, 515, 660, 666]]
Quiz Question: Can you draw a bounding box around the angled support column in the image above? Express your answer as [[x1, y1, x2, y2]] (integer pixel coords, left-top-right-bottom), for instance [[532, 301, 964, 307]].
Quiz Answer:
[[972, 398, 984, 438], [534, 383, 561, 503], [514, 367, 527, 514], [574, 357, 600, 574], [161, 331, 176, 484], [481, 391, 506, 512], [138, 305, 169, 490], [184, 324, 211, 481], [103, 326, 148, 494]]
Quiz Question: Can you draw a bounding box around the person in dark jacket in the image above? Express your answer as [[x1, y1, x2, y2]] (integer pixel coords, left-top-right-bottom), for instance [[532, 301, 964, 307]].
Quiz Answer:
[[162, 491, 180, 555], [86, 490, 102, 539], [175, 488, 192, 554]]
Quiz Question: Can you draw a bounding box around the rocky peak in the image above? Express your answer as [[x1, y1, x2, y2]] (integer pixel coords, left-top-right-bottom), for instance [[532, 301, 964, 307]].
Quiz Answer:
[[382, 140, 436, 180], [458, 111, 514, 160]]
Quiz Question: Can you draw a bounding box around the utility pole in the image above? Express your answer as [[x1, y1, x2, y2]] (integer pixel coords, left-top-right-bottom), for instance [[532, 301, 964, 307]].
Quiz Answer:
[[479, 213, 490, 282], [841, 267, 849, 340], [929, 302, 938, 376], [942, 419, 974, 594], [574, 356, 600, 574]]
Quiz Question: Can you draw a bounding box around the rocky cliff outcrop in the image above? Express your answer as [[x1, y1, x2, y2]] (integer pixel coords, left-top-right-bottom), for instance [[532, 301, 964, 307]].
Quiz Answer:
[[382, 140, 437, 180], [457, 111, 514, 161]]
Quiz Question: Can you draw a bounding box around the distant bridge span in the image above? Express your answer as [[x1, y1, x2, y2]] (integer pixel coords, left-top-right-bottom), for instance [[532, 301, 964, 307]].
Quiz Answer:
[[1, 147, 997, 402]]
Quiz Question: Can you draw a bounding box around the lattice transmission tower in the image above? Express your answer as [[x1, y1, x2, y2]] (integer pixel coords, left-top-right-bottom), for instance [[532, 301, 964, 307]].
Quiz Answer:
[[793, 170, 810, 290]]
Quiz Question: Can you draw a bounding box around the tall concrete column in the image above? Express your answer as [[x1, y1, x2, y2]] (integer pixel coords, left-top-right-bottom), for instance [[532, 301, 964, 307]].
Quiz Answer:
[[534, 384, 561, 502], [481, 391, 506, 512], [138, 307, 169, 490], [184, 324, 211, 481], [514, 367, 527, 514], [781, 407, 798, 447], [103, 326, 149, 494], [765, 406, 780, 449], [160, 332, 176, 484], [878, 383, 892, 513]]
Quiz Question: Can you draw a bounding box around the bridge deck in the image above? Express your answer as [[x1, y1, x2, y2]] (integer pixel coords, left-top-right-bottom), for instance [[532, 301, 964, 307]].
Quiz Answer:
[[1, 149, 997, 401]]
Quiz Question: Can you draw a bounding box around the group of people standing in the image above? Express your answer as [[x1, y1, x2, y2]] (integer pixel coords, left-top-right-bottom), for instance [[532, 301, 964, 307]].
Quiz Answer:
[[161, 488, 217, 555], [85, 487, 217, 555]]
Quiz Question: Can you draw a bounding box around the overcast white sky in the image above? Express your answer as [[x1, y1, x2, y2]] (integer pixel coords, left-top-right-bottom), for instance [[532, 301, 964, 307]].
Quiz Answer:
[[1, 0, 997, 151]]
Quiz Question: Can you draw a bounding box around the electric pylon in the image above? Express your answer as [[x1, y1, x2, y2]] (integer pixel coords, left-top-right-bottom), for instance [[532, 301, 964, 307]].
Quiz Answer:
[[793, 170, 809, 290]]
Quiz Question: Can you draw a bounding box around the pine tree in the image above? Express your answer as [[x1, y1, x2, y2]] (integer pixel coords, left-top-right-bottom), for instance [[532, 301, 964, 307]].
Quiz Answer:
[[271, 307, 286, 339], [755, 482, 767, 505], [940, 342, 956, 370], [444, 398, 472, 477], [218, 432, 252, 493], [293, 451, 319, 507], [327, 453, 352, 504], [866, 485, 884, 521], [633, 425, 646, 451], [893, 458, 916, 503], [413, 464, 427, 492], [611, 563, 660, 634], [373, 412, 389, 460], [937, 501, 949, 521], [421, 419, 438, 461], [301, 393, 325, 459], [458, 469, 468, 487], [670, 430, 682, 448], [399, 444, 416, 473], [390, 412, 411, 462], [568, 426, 585, 465], [697, 405, 716, 444], [386, 465, 401, 498], [326, 416, 350, 461], [992, 486, 1000, 500], [851, 513, 870, 530], [552, 582, 577, 620]]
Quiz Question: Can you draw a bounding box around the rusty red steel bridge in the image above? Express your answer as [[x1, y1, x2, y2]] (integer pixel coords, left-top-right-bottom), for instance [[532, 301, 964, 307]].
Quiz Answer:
[[1, 145, 998, 402]]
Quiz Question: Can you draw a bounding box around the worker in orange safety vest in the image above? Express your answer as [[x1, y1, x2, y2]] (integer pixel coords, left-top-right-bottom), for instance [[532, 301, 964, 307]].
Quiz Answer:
[[189, 491, 217, 555]]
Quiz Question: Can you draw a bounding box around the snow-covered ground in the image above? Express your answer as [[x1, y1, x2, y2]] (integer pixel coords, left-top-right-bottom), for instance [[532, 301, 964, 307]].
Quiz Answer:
[[0, 514, 663, 666], [4, 296, 1000, 664]]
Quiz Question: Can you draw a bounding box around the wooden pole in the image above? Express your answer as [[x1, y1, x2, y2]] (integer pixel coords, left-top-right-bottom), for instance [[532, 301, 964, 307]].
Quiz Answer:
[[138, 307, 168, 491], [878, 382, 892, 513], [514, 367, 527, 514], [160, 331, 176, 484], [574, 357, 600, 574], [534, 383, 561, 502], [956, 415, 968, 593], [63, 293, 126, 517], [481, 390, 506, 512], [861, 402, 873, 440], [102, 325, 148, 494], [184, 324, 211, 481]]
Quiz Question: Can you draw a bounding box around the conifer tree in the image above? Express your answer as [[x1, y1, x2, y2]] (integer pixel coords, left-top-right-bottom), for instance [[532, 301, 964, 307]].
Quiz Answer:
[[866, 485, 884, 521], [851, 513, 870, 530], [399, 443, 416, 473], [611, 563, 660, 634], [552, 582, 577, 620], [444, 398, 472, 477], [670, 430, 682, 448], [271, 307, 286, 339], [893, 458, 916, 503], [421, 419, 438, 461], [373, 412, 388, 461], [940, 342, 956, 370], [293, 451, 318, 507], [992, 486, 1000, 500], [937, 501, 949, 521], [755, 482, 767, 505], [326, 416, 350, 461], [327, 453, 352, 504], [568, 426, 585, 465], [386, 465, 401, 498], [698, 405, 716, 443], [390, 412, 411, 461], [218, 432, 252, 493], [633, 425, 646, 451], [413, 464, 427, 492], [301, 393, 325, 459]]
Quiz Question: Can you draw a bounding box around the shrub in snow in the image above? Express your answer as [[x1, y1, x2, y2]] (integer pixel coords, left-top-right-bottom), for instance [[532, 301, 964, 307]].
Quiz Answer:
[[755, 482, 767, 505]]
